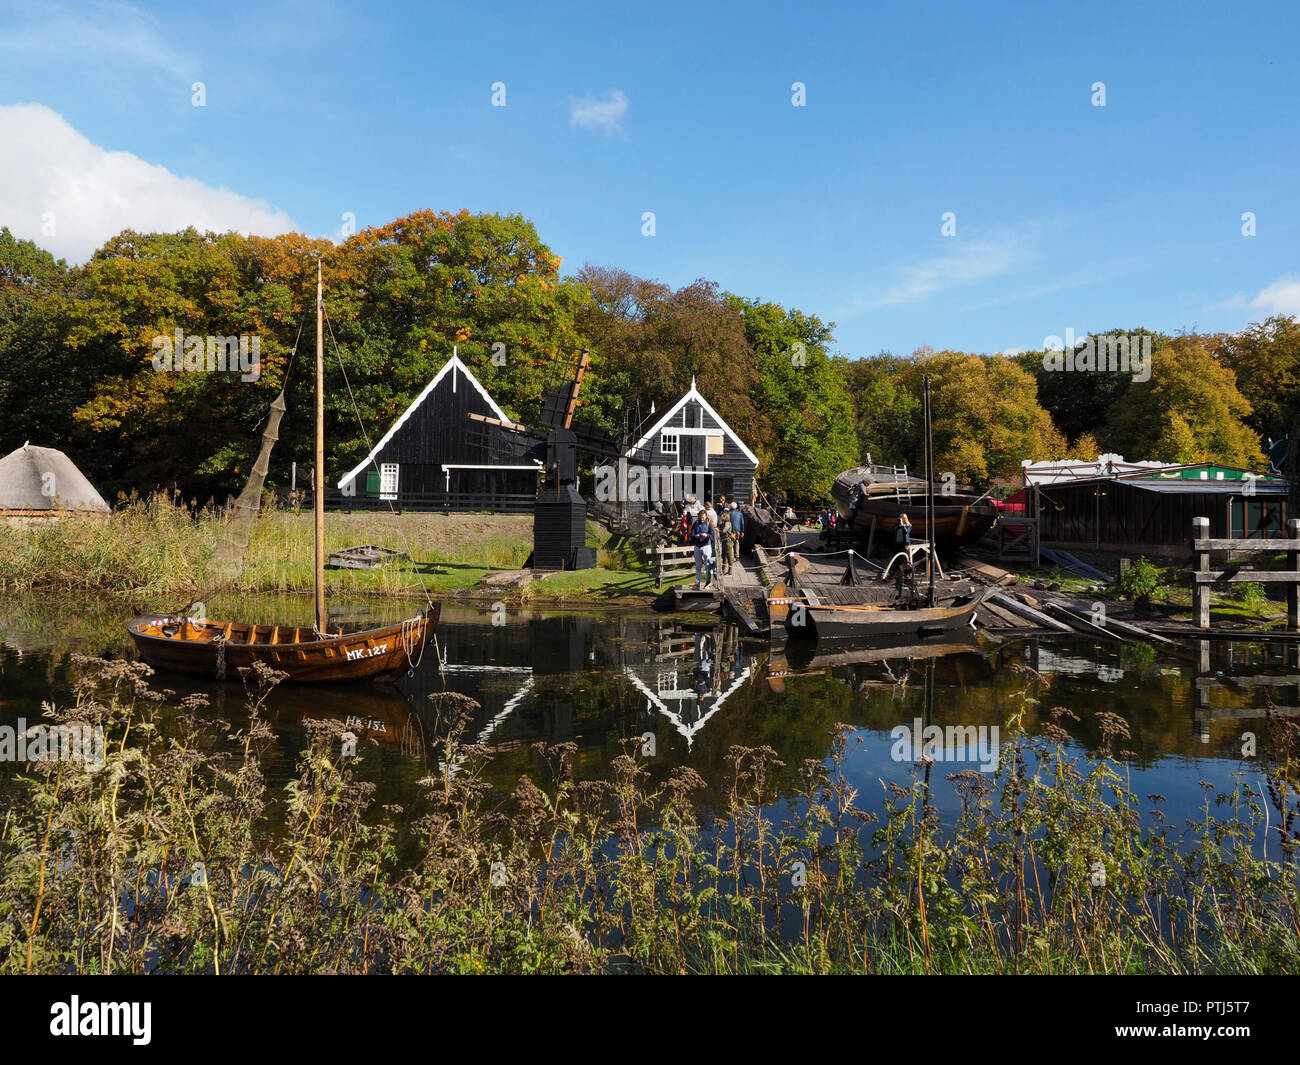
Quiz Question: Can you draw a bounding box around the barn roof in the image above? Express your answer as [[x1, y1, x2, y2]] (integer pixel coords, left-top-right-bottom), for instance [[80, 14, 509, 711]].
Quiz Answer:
[[0, 443, 110, 513], [338, 349, 509, 488], [626, 378, 759, 467], [1047, 474, 1287, 496]]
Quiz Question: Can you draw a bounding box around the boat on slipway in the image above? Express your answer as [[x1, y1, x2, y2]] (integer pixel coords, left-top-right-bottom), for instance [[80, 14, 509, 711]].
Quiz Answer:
[[830, 462, 997, 549]]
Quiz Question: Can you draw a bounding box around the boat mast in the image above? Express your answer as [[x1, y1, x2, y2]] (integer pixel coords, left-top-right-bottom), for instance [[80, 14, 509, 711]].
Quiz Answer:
[[924, 374, 935, 607], [314, 258, 327, 635]]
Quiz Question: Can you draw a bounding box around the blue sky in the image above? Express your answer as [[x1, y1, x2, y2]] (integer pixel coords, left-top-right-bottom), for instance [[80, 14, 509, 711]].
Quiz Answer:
[[2, 0, 1298, 359]]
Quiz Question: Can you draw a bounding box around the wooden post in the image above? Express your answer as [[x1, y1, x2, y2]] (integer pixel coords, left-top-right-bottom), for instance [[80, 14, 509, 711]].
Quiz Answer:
[[1289, 518, 1299, 631], [1032, 484, 1041, 566], [1193, 516, 1210, 630], [865, 514, 877, 559]]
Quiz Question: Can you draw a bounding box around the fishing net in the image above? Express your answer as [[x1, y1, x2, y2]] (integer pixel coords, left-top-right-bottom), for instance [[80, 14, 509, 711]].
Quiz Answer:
[[208, 389, 288, 580]]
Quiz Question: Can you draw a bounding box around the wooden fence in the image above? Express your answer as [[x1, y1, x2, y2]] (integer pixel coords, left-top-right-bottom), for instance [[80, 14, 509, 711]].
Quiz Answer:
[[646, 544, 698, 589], [1191, 516, 1300, 629]]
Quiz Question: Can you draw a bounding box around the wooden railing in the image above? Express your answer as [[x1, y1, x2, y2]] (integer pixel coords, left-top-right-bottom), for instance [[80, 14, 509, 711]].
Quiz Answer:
[[324, 491, 536, 514], [1191, 516, 1300, 630], [646, 544, 698, 589]]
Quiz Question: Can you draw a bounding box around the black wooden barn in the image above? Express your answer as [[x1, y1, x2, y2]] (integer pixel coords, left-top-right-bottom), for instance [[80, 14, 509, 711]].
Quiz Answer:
[[624, 379, 759, 506], [336, 352, 541, 509]]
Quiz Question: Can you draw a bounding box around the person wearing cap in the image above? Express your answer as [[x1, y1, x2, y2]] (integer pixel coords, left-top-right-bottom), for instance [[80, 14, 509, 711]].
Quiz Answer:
[[727, 499, 746, 558]]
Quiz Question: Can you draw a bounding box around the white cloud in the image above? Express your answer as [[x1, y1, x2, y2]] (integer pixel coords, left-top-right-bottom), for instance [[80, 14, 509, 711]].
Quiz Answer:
[[0, 1, 195, 79], [848, 235, 1034, 312], [0, 104, 295, 262], [1248, 276, 1300, 317], [567, 90, 628, 135]]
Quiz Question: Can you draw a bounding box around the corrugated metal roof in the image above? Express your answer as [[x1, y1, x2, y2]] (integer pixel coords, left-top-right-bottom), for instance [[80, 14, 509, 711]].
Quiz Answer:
[[0, 444, 110, 512], [1056, 475, 1286, 496]]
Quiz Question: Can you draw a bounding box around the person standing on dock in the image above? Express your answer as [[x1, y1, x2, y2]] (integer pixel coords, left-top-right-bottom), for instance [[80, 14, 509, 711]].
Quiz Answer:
[[728, 500, 746, 556], [896, 513, 912, 547], [702, 499, 720, 585], [718, 506, 735, 576], [689, 506, 714, 589]]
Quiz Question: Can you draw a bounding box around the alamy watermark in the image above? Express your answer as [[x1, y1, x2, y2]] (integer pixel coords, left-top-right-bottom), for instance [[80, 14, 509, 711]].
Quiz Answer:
[[594, 460, 710, 503], [890, 718, 1000, 773], [152, 329, 261, 382], [1041, 329, 1150, 383], [0, 719, 105, 771]]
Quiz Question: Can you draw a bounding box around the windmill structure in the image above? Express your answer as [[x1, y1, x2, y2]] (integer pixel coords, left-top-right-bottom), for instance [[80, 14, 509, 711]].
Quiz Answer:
[[467, 349, 633, 570]]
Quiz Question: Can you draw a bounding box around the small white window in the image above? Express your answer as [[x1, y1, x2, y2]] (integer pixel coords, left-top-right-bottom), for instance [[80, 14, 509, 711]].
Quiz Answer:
[[380, 463, 399, 500], [661, 433, 679, 456]]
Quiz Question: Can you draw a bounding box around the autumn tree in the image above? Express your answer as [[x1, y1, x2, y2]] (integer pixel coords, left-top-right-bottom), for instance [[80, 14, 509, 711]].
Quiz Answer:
[[876, 351, 1063, 486], [575, 266, 768, 461], [1105, 337, 1265, 468], [845, 355, 923, 470], [1217, 315, 1300, 447]]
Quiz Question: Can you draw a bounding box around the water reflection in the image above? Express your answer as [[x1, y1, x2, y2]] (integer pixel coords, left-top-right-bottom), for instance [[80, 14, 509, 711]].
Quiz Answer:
[[1, 592, 1297, 822]]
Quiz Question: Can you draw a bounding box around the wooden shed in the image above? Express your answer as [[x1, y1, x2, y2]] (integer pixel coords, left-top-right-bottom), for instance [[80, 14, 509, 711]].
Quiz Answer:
[[1037, 465, 1289, 552], [335, 351, 541, 510]]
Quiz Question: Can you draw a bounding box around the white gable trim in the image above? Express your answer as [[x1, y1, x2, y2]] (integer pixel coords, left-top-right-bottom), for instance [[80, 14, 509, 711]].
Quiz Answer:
[[338, 349, 511, 488], [628, 381, 759, 467]]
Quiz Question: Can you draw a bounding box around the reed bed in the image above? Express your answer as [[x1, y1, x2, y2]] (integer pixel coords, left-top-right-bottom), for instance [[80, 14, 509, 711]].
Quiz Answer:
[[0, 495, 536, 599], [1, 659, 1297, 975]]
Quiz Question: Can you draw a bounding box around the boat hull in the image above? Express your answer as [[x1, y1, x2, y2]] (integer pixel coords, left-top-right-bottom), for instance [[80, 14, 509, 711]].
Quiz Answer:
[[127, 605, 439, 683], [830, 467, 997, 547], [785, 601, 979, 640], [776, 580, 1006, 641]]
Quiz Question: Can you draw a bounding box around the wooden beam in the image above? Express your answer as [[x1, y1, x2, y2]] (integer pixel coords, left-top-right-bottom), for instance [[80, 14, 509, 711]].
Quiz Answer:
[[467, 411, 533, 433], [1192, 537, 1300, 551], [1193, 571, 1300, 583]]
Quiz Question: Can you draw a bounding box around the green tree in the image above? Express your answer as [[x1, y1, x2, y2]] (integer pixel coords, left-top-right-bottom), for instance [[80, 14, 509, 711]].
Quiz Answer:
[[0, 227, 71, 454], [731, 296, 857, 503], [1015, 327, 1165, 447]]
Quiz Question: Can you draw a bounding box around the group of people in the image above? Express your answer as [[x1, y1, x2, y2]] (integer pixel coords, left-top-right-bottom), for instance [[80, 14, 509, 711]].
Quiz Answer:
[[679, 493, 746, 589]]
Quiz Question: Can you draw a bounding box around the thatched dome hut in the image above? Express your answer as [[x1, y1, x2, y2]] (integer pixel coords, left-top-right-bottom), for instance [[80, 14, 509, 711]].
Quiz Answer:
[[0, 443, 110, 521]]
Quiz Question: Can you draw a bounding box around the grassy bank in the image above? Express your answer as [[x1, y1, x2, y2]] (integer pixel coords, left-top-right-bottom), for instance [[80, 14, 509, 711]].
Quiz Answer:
[[0, 496, 658, 603], [1, 658, 1297, 975]]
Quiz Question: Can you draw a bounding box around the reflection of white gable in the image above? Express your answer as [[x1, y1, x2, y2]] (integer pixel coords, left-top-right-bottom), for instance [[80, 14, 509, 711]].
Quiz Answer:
[[624, 664, 752, 749], [435, 655, 535, 776]]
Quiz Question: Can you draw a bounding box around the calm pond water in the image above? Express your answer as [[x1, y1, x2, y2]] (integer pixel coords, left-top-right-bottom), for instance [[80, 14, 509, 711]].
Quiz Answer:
[[1, 591, 1296, 834]]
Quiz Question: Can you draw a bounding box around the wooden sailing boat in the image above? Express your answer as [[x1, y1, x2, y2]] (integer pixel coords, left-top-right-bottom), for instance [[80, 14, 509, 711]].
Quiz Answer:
[[128, 261, 438, 683]]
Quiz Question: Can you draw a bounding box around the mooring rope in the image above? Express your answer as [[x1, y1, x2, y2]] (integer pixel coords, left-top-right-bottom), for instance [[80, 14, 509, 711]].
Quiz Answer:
[[398, 613, 429, 672]]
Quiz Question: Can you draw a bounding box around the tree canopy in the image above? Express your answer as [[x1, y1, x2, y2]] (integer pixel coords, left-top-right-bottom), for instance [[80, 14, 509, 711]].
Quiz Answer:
[[0, 216, 1284, 508]]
